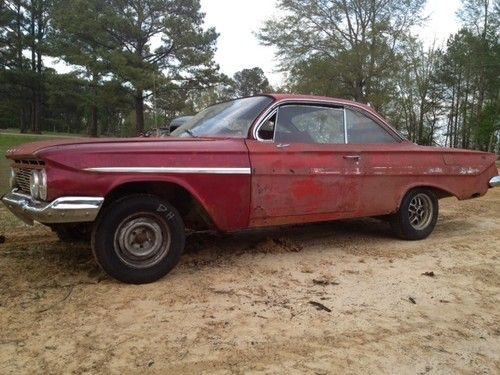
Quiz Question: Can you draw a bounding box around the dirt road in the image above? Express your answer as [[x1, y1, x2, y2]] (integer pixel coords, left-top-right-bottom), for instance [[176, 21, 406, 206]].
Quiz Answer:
[[0, 188, 499, 374]]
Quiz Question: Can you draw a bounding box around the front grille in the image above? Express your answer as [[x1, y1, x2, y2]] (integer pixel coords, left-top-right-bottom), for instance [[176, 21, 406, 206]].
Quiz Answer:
[[14, 159, 45, 166], [13, 159, 45, 195], [15, 169, 32, 194]]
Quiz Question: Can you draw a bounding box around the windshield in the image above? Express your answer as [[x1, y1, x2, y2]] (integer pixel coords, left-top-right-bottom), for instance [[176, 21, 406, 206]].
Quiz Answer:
[[171, 96, 273, 138]]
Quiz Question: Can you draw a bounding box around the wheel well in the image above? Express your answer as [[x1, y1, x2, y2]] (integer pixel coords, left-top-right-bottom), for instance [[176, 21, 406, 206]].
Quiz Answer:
[[103, 182, 214, 230], [404, 185, 454, 200]]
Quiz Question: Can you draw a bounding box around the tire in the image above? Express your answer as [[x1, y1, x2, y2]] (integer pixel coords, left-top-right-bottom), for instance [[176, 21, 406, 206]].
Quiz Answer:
[[91, 194, 185, 284], [390, 188, 438, 240], [52, 224, 91, 243]]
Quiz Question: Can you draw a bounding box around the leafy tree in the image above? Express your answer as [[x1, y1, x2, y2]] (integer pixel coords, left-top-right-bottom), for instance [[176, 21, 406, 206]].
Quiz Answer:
[[58, 0, 220, 135], [25, 0, 52, 133], [258, 0, 426, 109], [51, 0, 112, 136], [388, 42, 444, 145], [432, 0, 500, 151], [230, 67, 272, 97], [0, 0, 50, 133]]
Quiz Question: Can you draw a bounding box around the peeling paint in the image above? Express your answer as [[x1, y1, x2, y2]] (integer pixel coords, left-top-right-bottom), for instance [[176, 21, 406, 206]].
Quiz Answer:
[[311, 168, 341, 175], [427, 167, 444, 174], [459, 167, 480, 175]]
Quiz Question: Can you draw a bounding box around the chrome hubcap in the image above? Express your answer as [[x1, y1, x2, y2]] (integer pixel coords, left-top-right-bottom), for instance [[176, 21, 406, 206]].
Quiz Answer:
[[114, 213, 171, 268], [408, 193, 433, 230]]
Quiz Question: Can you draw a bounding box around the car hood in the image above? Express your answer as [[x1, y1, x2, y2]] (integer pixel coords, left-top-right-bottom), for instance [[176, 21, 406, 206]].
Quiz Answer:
[[5, 137, 200, 159], [5, 136, 250, 171]]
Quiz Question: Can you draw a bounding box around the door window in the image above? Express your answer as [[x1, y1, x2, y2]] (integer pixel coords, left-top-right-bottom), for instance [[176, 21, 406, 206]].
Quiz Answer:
[[274, 105, 345, 144], [345, 109, 397, 144]]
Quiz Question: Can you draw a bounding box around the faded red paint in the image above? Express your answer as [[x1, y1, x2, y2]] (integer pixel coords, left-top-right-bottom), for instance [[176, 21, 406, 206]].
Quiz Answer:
[[5, 94, 499, 232]]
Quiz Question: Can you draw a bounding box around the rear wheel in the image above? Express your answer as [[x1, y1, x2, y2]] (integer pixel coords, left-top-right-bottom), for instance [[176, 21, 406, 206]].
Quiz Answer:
[[390, 188, 438, 240], [91, 194, 185, 284]]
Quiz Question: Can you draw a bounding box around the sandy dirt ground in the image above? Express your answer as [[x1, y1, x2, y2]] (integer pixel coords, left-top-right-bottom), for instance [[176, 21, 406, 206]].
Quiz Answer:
[[0, 188, 499, 374]]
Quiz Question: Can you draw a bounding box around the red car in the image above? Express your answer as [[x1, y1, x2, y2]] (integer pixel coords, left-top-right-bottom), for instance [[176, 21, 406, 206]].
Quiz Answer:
[[3, 94, 499, 283]]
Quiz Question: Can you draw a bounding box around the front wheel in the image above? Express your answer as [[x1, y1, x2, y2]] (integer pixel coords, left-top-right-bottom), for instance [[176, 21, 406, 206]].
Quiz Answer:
[[91, 194, 185, 284], [390, 188, 438, 240]]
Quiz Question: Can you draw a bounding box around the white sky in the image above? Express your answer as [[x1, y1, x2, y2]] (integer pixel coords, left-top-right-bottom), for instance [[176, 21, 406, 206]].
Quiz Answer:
[[200, 0, 462, 86]]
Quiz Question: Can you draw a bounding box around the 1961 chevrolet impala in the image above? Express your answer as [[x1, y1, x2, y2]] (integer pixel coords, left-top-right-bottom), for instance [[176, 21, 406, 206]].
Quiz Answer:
[[2, 94, 499, 283]]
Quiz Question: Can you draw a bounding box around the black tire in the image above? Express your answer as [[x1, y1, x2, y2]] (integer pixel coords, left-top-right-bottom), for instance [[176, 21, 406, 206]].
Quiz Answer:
[[390, 188, 438, 240], [91, 194, 185, 284], [52, 224, 91, 243]]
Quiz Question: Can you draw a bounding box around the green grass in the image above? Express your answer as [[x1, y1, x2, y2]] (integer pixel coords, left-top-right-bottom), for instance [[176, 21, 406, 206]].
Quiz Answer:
[[0, 132, 77, 194]]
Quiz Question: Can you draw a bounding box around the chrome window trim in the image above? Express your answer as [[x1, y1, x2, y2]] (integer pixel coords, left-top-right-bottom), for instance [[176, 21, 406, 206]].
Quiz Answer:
[[273, 107, 280, 144], [252, 98, 403, 143], [84, 167, 251, 175], [343, 107, 348, 144], [256, 108, 278, 143], [256, 102, 347, 145]]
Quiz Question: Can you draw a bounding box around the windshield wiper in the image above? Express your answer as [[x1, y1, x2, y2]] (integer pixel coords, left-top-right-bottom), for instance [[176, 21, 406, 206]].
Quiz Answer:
[[184, 129, 197, 138]]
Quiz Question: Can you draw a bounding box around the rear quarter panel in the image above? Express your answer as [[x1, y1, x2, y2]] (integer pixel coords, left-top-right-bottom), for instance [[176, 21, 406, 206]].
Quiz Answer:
[[359, 143, 497, 216]]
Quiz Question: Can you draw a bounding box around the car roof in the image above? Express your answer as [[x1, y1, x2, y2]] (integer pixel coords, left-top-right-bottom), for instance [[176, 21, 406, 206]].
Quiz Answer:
[[265, 93, 374, 111], [262, 93, 385, 124]]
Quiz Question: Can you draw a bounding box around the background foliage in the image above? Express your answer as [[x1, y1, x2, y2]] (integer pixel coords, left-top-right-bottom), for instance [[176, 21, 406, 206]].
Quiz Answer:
[[0, 0, 498, 151]]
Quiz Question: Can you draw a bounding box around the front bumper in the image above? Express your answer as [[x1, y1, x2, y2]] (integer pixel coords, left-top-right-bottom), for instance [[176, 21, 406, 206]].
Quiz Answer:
[[1, 191, 104, 225], [490, 176, 500, 188]]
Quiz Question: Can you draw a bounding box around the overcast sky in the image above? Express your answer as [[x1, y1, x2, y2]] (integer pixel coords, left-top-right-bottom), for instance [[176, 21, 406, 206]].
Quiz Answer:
[[200, 0, 462, 86]]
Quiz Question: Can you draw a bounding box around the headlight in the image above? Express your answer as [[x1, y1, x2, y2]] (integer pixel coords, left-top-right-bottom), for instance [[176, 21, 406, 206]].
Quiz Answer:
[[39, 169, 47, 201], [30, 170, 40, 199], [9, 169, 17, 189], [29, 169, 48, 200]]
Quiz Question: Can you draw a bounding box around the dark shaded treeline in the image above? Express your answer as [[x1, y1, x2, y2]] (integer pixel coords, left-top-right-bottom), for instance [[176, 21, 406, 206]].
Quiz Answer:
[[0, 0, 498, 151]]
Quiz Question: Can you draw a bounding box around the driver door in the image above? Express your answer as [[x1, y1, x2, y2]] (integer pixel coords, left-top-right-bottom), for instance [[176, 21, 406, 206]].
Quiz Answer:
[[246, 104, 362, 227]]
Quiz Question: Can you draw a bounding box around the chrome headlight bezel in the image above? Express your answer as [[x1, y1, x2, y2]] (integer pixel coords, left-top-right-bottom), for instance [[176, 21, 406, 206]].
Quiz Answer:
[[38, 169, 47, 201], [30, 170, 40, 199], [29, 169, 48, 200], [9, 168, 17, 189]]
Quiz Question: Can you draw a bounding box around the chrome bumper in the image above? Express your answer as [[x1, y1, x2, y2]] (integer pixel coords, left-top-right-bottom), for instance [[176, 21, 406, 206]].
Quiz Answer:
[[1, 191, 104, 225], [490, 176, 500, 188]]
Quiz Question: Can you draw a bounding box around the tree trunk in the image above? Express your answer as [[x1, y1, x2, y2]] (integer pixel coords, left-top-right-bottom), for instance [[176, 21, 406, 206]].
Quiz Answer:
[[89, 105, 98, 137], [462, 79, 469, 149], [89, 76, 99, 137], [29, 1, 37, 133], [135, 90, 144, 135], [417, 100, 425, 144]]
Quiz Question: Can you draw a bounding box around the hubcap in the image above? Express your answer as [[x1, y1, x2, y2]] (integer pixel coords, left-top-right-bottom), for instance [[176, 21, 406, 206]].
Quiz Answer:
[[114, 213, 171, 269], [408, 193, 433, 230]]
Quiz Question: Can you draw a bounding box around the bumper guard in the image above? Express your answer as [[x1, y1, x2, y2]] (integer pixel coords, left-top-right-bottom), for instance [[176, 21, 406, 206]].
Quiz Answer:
[[490, 176, 500, 188], [1, 191, 104, 225]]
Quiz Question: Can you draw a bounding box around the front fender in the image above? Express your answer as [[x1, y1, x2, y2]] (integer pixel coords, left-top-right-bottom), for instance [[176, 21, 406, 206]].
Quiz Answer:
[[95, 173, 252, 232]]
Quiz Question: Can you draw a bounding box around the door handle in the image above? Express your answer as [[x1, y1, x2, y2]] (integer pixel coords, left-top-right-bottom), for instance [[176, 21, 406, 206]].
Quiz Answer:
[[343, 155, 361, 161]]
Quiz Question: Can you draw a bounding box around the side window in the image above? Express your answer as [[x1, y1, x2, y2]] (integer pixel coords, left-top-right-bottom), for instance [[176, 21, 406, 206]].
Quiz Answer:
[[257, 112, 276, 141], [274, 105, 345, 144], [346, 109, 397, 144]]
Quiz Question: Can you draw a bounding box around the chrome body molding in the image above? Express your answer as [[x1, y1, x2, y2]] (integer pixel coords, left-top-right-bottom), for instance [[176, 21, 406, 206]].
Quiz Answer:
[[84, 167, 252, 175], [489, 176, 500, 188], [1, 191, 104, 225]]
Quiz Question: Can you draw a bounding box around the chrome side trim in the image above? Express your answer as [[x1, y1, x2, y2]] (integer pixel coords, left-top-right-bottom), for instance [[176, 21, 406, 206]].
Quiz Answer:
[[83, 167, 252, 175], [489, 176, 500, 187], [1, 191, 104, 225]]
